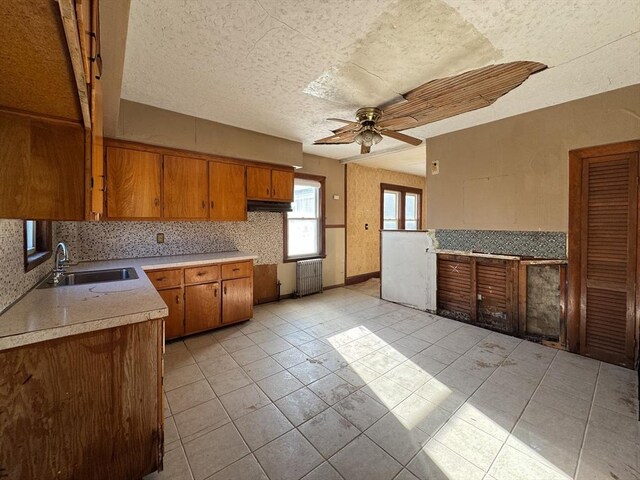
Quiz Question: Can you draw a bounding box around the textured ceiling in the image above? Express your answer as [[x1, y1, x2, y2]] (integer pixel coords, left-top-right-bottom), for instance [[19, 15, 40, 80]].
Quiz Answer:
[[122, 0, 640, 172]]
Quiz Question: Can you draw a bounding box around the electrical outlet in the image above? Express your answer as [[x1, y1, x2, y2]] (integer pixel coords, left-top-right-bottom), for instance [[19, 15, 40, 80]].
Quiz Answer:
[[157, 233, 165, 244], [365, 223, 369, 230]]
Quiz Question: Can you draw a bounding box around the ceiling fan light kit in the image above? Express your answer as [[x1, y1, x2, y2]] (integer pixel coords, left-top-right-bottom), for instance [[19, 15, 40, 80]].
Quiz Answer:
[[314, 61, 547, 154]]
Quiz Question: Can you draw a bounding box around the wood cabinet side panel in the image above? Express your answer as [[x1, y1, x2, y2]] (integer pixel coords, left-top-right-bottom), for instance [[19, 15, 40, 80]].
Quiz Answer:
[[0, 321, 162, 480], [0, 112, 85, 220]]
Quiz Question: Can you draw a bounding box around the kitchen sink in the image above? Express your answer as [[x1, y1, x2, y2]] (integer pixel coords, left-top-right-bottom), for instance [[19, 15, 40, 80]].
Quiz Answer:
[[38, 267, 139, 288]]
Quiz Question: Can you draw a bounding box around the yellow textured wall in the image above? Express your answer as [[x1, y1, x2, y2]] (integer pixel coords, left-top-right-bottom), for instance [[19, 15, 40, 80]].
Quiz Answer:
[[346, 163, 426, 278], [426, 85, 640, 231]]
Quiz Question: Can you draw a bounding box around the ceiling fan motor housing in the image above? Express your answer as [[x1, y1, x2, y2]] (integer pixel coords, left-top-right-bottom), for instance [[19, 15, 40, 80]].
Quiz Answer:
[[355, 107, 382, 125]]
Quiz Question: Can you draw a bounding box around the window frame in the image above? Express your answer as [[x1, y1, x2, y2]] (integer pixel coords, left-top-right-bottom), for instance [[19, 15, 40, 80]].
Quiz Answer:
[[23, 220, 52, 272], [283, 173, 326, 262], [379, 183, 423, 231]]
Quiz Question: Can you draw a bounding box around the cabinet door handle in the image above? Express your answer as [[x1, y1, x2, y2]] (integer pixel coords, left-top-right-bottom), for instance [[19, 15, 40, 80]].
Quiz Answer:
[[202, 200, 206, 209], [266, 188, 269, 195], [154, 198, 160, 207], [214, 288, 218, 297], [210, 200, 214, 209], [156, 277, 165, 282], [175, 294, 180, 305], [224, 286, 227, 295], [232, 268, 240, 272]]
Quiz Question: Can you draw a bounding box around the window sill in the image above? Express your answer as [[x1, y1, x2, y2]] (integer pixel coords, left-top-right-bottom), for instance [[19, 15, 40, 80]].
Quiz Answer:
[[283, 254, 326, 263], [25, 251, 52, 273]]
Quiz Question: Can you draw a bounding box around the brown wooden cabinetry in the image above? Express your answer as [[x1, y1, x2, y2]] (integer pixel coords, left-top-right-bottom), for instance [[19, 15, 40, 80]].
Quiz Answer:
[[437, 253, 518, 334], [146, 260, 253, 340], [106, 147, 162, 219], [271, 169, 294, 201], [247, 166, 272, 200], [185, 283, 221, 333], [223, 277, 253, 324], [163, 155, 209, 219], [210, 162, 247, 221], [0, 319, 164, 479], [247, 166, 294, 202], [158, 287, 184, 339], [0, 112, 85, 220]]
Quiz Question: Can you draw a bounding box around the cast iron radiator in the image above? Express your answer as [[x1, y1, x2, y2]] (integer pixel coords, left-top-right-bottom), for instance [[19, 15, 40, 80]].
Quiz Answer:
[[295, 259, 323, 297]]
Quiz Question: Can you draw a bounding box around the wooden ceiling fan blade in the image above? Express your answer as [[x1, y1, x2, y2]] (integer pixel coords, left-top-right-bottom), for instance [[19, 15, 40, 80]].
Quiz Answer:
[[314, 131, 358, 145], [327, 118, 355, 124], [381, 130, 423, 146], [332, 123, 361, 134], [376, 116, 418, 131], [360, 144, 371, 154]]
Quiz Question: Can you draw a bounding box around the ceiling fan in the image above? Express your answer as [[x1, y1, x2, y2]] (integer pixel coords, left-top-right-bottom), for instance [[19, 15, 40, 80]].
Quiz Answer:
[[314, 61, 547, 155]]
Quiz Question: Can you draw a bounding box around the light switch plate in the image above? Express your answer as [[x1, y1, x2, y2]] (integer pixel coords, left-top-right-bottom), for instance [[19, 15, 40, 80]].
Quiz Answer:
[[157, 233, 165, 243], [430, 160, 440, 175], [333, 194, 340, 200]]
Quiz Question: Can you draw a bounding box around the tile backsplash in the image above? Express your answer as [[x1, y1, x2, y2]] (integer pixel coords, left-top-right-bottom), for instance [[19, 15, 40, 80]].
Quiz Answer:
[[1, 220, 56, 313], [56, 212, 283, 265], [435, 229, 567, 259]]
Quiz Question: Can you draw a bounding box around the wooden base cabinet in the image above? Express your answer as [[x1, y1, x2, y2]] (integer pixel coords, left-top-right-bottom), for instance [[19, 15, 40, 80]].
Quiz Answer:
[[148, 260, 253, 340], [158, 287, 185, 339], [185, 282, 221, 334], [223, 277, 253, 324], [0, 320, 164, 480]]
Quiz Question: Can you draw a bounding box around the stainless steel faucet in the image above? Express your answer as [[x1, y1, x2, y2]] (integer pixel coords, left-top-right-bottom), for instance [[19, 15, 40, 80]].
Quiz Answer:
[[53, 242, 69, 283]]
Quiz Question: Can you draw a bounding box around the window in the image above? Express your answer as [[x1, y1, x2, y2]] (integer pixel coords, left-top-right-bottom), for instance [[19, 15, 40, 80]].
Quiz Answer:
[[284, 174, 325, 261], [24, 220, 52, 272], [380, 183, 423, 230]]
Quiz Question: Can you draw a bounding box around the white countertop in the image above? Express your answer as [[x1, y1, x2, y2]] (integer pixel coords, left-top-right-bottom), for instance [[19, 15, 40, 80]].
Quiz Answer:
[[0, 251, 257, 351]]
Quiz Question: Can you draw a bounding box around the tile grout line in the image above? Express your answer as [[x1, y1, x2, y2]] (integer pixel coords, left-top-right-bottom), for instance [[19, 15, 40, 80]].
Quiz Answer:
[[480, 347, 559, 477], [573, 360, 602, 480]]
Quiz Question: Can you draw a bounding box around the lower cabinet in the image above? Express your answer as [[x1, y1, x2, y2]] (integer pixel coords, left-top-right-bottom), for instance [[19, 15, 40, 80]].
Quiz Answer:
[[148, 260, 253, 340], [0, 320, 164, 479], [222, 277, 253, 324], [185, 282, 221, 334], [157, 287, 184, 339]]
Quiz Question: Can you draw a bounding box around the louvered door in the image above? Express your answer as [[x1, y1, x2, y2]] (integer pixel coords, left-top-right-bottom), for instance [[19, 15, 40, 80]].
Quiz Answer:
[[580, 151, 638, 367], [437, 255, 473, 321]]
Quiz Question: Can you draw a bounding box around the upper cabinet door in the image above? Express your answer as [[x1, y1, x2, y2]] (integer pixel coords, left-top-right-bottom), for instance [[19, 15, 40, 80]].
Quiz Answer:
[[210, 162, 247, 221], [247, 166, 272, 200], [163, 155, 209, 219], [271, 170, 294, 202], [106, 147, 162, 219]]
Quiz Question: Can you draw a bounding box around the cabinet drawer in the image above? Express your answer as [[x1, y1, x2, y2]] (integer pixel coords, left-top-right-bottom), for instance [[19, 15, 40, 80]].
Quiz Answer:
[[147, 268, 182, 289], [184, 264, 220, 284], [222, 261, 252, 280]]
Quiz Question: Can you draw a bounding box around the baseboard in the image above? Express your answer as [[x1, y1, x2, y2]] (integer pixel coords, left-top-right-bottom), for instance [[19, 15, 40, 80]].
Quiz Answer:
[[323, 283, 345, 290], [345, 271, 381, 285]]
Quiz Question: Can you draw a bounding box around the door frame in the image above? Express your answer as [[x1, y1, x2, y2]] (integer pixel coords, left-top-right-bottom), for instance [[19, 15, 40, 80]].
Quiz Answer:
[[567, 140, 640, 367]]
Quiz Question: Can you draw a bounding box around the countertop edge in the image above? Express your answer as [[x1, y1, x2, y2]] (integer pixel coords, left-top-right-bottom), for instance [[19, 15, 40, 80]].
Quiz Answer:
[[0, 251, 256, 351]]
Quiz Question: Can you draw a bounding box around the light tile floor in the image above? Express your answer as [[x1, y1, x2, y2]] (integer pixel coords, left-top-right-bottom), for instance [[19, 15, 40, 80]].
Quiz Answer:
[[146, 286, 639, 480]]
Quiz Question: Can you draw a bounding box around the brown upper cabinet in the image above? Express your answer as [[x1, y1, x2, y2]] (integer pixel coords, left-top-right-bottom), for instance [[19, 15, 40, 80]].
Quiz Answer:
[[0, 0, 103, 221], [0, 113, 86, 220], [163, 155, 209, 219], [106, 147, 162, 219], [210, 162, 247, 221], [247, 166, 294, 202]]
